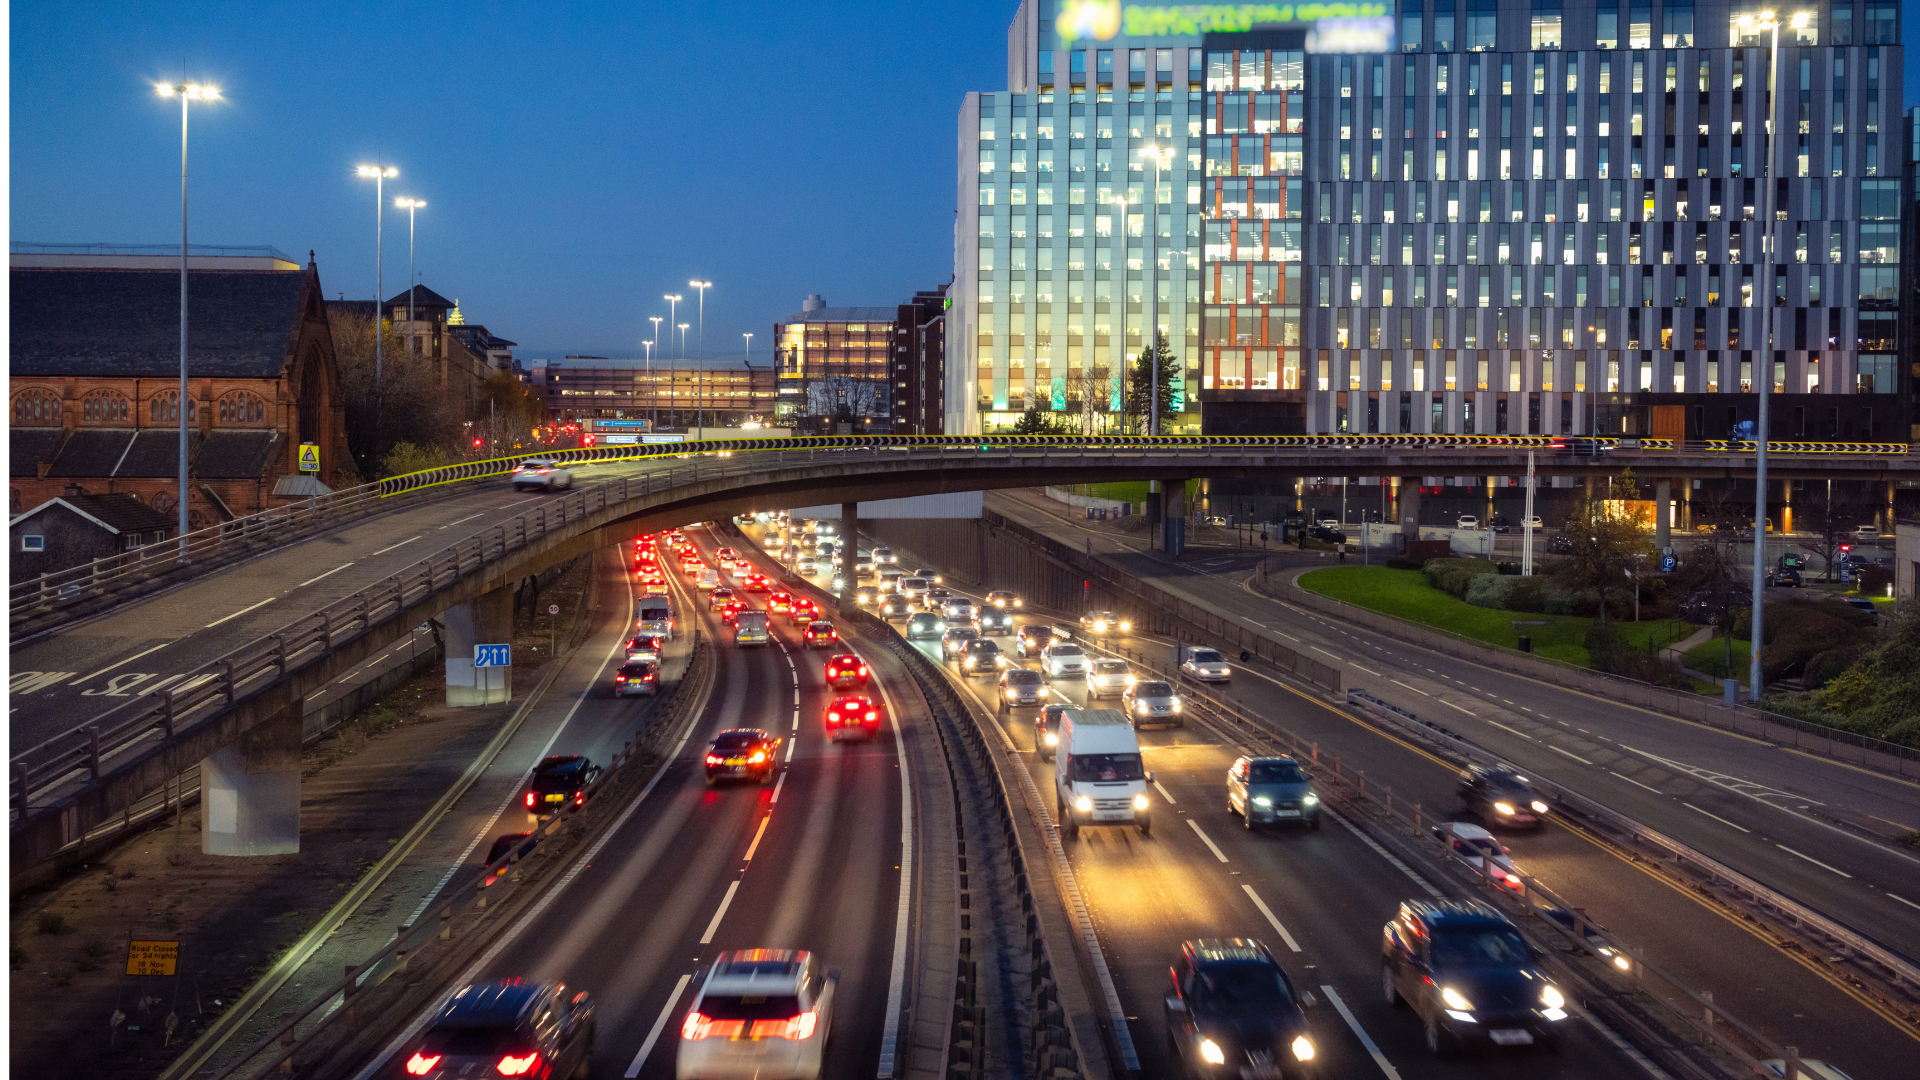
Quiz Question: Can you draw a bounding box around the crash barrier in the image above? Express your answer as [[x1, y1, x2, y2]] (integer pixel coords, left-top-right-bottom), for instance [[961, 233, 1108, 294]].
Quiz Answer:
[[176, 630, 713, 1080], [23, 432, 1904, 640], [1264, 565, 1920, 774]]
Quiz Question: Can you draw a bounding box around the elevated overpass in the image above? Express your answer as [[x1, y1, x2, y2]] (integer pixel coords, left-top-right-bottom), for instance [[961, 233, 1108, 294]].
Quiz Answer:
[[11, 433, 1914, 873]]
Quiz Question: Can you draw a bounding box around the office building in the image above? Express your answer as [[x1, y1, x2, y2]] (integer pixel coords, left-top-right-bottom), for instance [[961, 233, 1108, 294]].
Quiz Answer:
[[893, 286, 952, 434], [528, 358, 777, 428]]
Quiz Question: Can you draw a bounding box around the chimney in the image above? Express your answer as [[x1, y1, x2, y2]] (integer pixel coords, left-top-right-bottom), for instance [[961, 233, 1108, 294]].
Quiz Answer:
[[63, 483, 82, 498], [802, 294, 825, 313]]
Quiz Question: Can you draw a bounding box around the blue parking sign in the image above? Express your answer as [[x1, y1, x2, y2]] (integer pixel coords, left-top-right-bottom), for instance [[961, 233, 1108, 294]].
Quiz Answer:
[[474, 643, 511, 668], [1660, 554, 1677, 572]]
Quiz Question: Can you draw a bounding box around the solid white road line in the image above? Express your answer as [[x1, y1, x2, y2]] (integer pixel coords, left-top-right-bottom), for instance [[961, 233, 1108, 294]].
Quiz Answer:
[[1682, 802, 1751, 832], [1486, 720, 1535, 740], [204, 596, 277, 627], [1187, 819, 1230, 863], [1548, 744, 1596, 765], [369, 535, 421, 556], [1441, 699, 1476, 716], [71, 640, 177, 685], [875, 645, 916, 1079], [1776, 844, 1853, 878], [625, 973, 692, 1078], [1610, 770, 1667, 795], [1153, 779, 1178, 804], [1389, 679, 1431, 697], [700, 880, 742, 943], [1241, 885, 1301, 952], [297, 562, 355, 588], [1321, 986, 1403, 1080], [744, 815, 772, 861]]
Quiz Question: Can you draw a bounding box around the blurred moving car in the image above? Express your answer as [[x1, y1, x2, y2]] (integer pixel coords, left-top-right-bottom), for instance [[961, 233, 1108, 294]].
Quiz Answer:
[[1015, 623, 1068, 657], [986, 590, 1023, 609], [1122, 680, 1182, 726], [707, 587, 736, 611], [1080, 610, 1130, 635], [998, 668, 1046, 711], [942, 597, 977, 624], [912, 567, 942, 585], [879, 595, 913, 620], [1034, 704, 1072, 760], [1226, 755, 1320, 830], [1431, 822, 1526, 892], [613, 660, 659, 697], [960, 638, 1006, 676], [704, 729, 781, 786], [906, 612, 945, 640], [1179, 646, 1232, 683], [1086, 658, 1132, 699], [677, 950, 836, 1080], [977, 608, 1014, 635], [1040, 641, 1088, 679], [1163, 939, 1316, 1078], [510, 457, 574, 492], [803, 620, 840, 648], [480, 833, 537, 887], [398, 979, 593, 1080], [939, 626, 979, 660], [824, 653, 870, 690], [825, 695, 883, 742], [524, 755, 598, 812], [1456, 765, 1549, 829], [1382, 899, 1569, 1054]]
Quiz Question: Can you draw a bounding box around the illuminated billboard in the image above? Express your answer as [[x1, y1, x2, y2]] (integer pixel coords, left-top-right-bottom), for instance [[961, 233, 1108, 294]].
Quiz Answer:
[[1056, 2, 1395, 53]]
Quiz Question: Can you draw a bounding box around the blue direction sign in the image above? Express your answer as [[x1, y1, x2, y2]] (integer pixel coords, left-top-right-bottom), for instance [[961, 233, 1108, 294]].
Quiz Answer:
[[474, 644, 511, 668]]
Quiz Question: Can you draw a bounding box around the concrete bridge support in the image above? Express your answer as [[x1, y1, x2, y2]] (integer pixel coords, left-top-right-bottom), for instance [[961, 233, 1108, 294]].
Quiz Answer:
[[1400, 478, 1422, 540], [839, 501, 859, 613], [1655, 478, 1673, 550], [1163, 480, 1187, 557], [201, 700, 301, 856], [443, 587, 513, 707]]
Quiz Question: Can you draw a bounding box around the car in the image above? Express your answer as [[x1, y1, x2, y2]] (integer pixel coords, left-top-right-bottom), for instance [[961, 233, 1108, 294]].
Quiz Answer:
[[1306, 524, 1346, 544], [1549, 435, 1606, 455], [721, 600, 749, 625], [803, 620, 840, 649], [906, 612, 945, 640], [1854, 525, 1881, 541], [825, 695, 883, 741], [744, 573, 771, 592], [872, 546, 897, 565], [1015, 623, 1063, 657], [769, 590, 793, 613], [1316, 518, 1341, 530], [853, 556, 874, 578], [977, 608, 1014, 635], [479, 832, 538, 887], [1430, 821, 1527, 893], [913, 567, 942, 585], [878, 595, 913, 620], [703, 729, 781, 785], [960, 638, 1006, 676], [1034, 704, 1072, 759], [1179, 647, 1232, 683], [1766, 567, 1803, 588], [1382, 899, 1569, 1054], [986, 589, 1024, 609], [1457, 765, 1550, 829], [939, 626, 979, 660], [824, 653, 870, 690], [1844, 597, 1879, 618], [853, 583, 878, 605], [1080, 610, 1131, 635], [899, 576, 931, 601], [614, 659, 659, 697], [1456, 515, 1480, 529], [1163, 939, 1316, 1077], [1489, 515, 1512, 534], [796, 556, 819, 574], [877, 568, 904, 594], [788, 600, 821, 626], [524, 755, 599, 813], [397, 979, 594, 1080], [1122, 680, 1182, 726], [924, 586, 953, 610], [1227, 755, 1321, 830], [715, 546, 737, 562], [942, 597, 977, 623], [1086, 659, 1132, 698], [998, 668, 1046, 711], [510, 457, 575, 492], [677, 949, 836, 1080], [623, 635, 665, 663], [1040, 642, 1088, 679], [1522, 515, 1545, 530]]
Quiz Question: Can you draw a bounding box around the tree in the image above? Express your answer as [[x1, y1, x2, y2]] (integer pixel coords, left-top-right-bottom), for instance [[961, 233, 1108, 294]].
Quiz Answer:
[[1063, 364, 1113, 435], [1123, 332, 1179, 434], [1010, 405, 1072, 435], [807, 376, 886, 425], [330, 310, 462, 476], [1554, 470, 1656, 619], [1794, 488, 1867, 583]]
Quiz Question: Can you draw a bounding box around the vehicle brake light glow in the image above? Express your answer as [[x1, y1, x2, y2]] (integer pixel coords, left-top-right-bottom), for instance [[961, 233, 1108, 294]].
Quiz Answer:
[[705, 754, 722, 765], [747, 1011, 818, 1040], [524, 792, 535, 808], [405, 1051, 441, 1075], [682, 1011, 746, 1040], [495, 1050, 541, 1075], [749, 751, 766, 763]]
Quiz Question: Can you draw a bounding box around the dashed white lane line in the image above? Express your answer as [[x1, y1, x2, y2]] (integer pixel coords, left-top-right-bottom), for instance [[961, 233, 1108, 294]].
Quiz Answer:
[[441, 511, 486, 529], [1187, 819, 1230, 863], [785, 738, 797, 762], [1389, 679, 1431, 697], [1241, 885, 1301, 952], [1776, 844, 1853, 878], [205, 596, 277, 627], [1311, 646, 1344, 661], [1888, 893, 1920, 913], [770, 772, 787, 804], [1682, 802, 1750, 832], [1153, 780, 1178, 804], [1610, 770, 1666, 795], [297, 562, 355, 588], [624, 973, 692, 1078], [1321, 986, 1404, 1080], [743, 815, 771, 862], [1349, 662, 1383, 677], [369, 535, 421, 556], [1486, 720, 1534, 740], [699, 880, 741, 943], [72, 640, 176, 685], [1441, 699, 1476, 716], [1548, 744, 1596, 765]]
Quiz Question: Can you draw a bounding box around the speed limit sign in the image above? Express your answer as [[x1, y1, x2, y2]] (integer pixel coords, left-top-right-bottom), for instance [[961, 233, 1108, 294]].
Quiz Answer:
[[548, 604, 560, 616]]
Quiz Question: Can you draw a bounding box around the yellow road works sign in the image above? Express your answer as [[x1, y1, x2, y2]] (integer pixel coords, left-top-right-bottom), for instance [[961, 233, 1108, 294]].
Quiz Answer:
[[126, 940, 179, 976]]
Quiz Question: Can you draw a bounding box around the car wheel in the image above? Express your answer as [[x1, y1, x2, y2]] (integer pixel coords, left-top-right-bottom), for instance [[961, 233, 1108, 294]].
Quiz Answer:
[[1382, 963, 1401, 1007], [1423, 1014, 1448, 1057]]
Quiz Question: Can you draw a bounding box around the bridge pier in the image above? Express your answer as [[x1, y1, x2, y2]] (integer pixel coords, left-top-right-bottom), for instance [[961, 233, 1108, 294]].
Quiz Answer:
[[1163, 480, 1187, 557], [1400, 478, 1422, 540], [201, 699, 301, 856], [839, 501, 858, 613], [443, 588, 514, 707], [1655, 478, 1673, 550]]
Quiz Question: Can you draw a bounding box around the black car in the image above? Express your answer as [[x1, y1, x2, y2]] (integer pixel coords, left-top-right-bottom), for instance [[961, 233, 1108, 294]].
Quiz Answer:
[[524, 755, 599, 813], [1766, 567, 1803, 588], [703, 728, 781, 786], [1164, 939, 1318, 1077], [1382, 899, 1570, 1055], [1456, 765, 1550, 829], [1035, 704, 1073, 761], [960, 637, 1005, 677], [978, 608, 1015, 636], [396, 978, 594, 1079], [1489, 515, 1513, 534], [878, 595, 912, 620], [1306, 524, 1346, 544], [1014, 623, 1060, 657]]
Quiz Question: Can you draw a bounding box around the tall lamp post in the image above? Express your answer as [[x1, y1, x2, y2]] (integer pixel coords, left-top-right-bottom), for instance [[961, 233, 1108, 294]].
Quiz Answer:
[[690, 280, 712, 433], [395, 197, 425, 354], [642, 338, 656, 428], [156, 80, 220, 552], [1139, 145, 1174, 436], [1743, 9, 1811, 702], [742, 333, 754, 428], [678, 322, 690, 425], [357, 164, 399, 418]]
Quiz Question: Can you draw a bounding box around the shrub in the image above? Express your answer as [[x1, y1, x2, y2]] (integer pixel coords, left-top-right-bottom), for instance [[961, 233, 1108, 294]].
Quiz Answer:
[[1424, 557, 1500, 598], [1856, 566, 1894, 595], [1584, 620, 1627, 670], [1505, 577, 1546, 613], [1385, 557, 1424, 570], [1465, 574, 1515, 609]]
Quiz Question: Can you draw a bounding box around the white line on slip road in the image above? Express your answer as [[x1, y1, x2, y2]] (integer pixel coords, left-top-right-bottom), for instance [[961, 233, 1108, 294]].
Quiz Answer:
[[1777, 844, 1853, 878], [72, 641, 176, 685], [700, 880, 742, 943], [1187, 819, 1230, 863], [441, 511, 486, 529], [1153, 780, 1178, 804], [1311, 645, 1344, 661], [1321, 986, 1403, 1080], [1349, 662, 1383, 677], [1683, 802, 1751, 832], [1610, 771, 1666, 795], [770, 773, 787, 804], [1241, 885, 1301, 952], [297, 562, 355, 588], [785, 738, 797, 762], [744, 815, 771, 861], [205, 596, 277, 627], [1272, 630, 1300, 641], [1327, 807, 1445, 898], [1888, 893, 1920, 912], [625, 973, 692, 1078], [1441, 699, 1476, 716], [369, 535, 421, 556], [1486, 720, 1534, 740], [1548, 744, 1595, 765], [1390, 679, 1431, 697]]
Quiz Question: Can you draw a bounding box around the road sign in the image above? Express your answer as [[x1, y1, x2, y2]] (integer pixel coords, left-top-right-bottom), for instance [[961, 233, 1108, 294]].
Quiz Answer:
[[1660, 553, 1678, 572], [127, 940, 179, 976], [547, 604, 560, 616], [474, 643, 511, 668], [297, 443, 320, 472]]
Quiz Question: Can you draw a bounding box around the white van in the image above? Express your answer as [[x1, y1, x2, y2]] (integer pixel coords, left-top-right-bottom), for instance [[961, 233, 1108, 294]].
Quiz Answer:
[[637, 594, 673, 640], [1054, 708, 1152, 838]]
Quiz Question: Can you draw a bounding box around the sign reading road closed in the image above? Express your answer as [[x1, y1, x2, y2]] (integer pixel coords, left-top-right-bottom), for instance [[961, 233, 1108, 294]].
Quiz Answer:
[[474, 643, 511, 668], [127, 940, 179, 976], [298, 443, 321, 472]]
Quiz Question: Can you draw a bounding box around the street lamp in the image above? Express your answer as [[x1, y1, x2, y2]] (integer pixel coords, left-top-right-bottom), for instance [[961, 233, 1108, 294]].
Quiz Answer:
[[642, 338, 655, 429], [1741, 8, 1812, 701], [357, 164, 399, 418], [1138, 145, 1175, 437], [1111, 194, 1132, 435], [690, 280, 712, 433], [155, 80, 220, 551], [394, 197, 425, 354]]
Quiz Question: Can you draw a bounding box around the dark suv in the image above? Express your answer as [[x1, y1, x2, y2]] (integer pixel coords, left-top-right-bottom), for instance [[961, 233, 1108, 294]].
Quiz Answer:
[[1456, 765, 1550, 829], [395, 978, 594, 1079], [1163, 939, 1317, 1077], [1382, 899, 1569, 1055], [524, 755, 599, 813]]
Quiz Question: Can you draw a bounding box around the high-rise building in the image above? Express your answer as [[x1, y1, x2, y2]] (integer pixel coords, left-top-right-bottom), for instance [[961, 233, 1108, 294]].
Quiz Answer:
[[954, 1, 1905, 442], [893, 286, 952, 434], [774, 295, 899, 429]]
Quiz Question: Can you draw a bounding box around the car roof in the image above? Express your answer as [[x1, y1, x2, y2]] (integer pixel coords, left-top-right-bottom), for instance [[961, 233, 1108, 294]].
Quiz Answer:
[[433, 979, 551, 1028], [1245, 754, 1300, 765], [714, 727, 772, 741], [706, 949, 808, 992], [1400, 897, 1510, 928], [1442, 821, 1496, 839], [1182, 938, 1276, 966], [533, 755, 587, 776]]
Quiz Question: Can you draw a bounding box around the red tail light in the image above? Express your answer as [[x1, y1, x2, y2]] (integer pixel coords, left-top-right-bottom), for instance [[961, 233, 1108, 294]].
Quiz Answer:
[[682, 1011, 747, 1040], [747, 1012, 819, 1040], [705, 754, 722, 765], [575, 792, 585, 805], [644, 673, 655, 681], [858, 666, 867, 676], [405, 1051, 441, 1075], [749, 751, 767, 763], [495, 1051, 541, 1076], [524, 792, 535, 808], [866, 711, 878, 721]]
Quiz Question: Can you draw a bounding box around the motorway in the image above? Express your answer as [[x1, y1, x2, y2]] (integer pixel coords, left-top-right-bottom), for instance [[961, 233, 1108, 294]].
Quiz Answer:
[[349, 525, 912, 1080], [735, 514, 1920, 1080]]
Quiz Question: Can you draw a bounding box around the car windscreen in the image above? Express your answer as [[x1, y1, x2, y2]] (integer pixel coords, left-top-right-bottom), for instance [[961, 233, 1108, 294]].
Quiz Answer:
[[1048, 645, 1084, 656], [1249, 762, 1306, 784], [1195, 961, 1294, 1012], [712, 734, 760, 751], [1070, 753, 1145, 782], [1189, 650, 1223, 663], [619, 663, 654, 676], [1429, 928, 1530, 967], [1006, 670, 1042, 685], [1094, 661, 1129, 674], [1134, 681, 1173, 697], [698, 994, 803, 1021], [967, 641, 1000, 655]]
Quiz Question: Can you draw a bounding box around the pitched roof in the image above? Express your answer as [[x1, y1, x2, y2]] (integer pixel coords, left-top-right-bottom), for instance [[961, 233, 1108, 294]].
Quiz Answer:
[[385, 284, 454, 310], [11, 493, 175, 536], [10, 264, 313, 379], [10, 428, 66, 477], [38, 428, 280, 480]]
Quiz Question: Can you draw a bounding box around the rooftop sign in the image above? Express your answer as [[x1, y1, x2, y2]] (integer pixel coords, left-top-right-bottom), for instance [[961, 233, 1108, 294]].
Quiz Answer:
[[1057, 2, 1392, 47]]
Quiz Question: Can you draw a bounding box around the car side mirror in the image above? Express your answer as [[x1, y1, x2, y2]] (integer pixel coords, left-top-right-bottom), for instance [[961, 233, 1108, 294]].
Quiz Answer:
[[1165, 996, 1187, 1013]]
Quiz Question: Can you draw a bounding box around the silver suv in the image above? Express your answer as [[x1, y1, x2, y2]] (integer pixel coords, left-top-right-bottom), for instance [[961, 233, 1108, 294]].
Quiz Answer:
[[511, 457, 574, 491]]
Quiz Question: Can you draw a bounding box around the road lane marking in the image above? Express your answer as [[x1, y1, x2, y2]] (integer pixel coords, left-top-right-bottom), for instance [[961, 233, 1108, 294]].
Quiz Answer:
[[1187, 819, 1230, 862], [1311, 645, 1344, 661], [1486, 720, 1534, 740], [874, 637, 917, 1079], [1776, 844, 1853, 878], [1548, 744, 1595, 765], [1610, 771, 1666, 795], [785, 738, 797, 762], [1889, 893, 1920, 912], [369, 535, 421, 556], [205, 596, 277, 627], [1241, 885, 1301, 952], [699, 880, 741, 943], [1321, 986, 1403, 1080], [1153, 779, 1177, 804], [625, 973, 692, 1078], [71, 641, 175, 685], [744, 815, 771, 861], [770, 772, 787, 804], [1441, 699, 1475, 716], [297, 562, 355, 588], [1683, 803, 1751, 832], [441, 511, 486, 529], [1349, 662, 1383, 677], [1389, 679, 1431, 696], [1327, 808, 1445, 898]]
